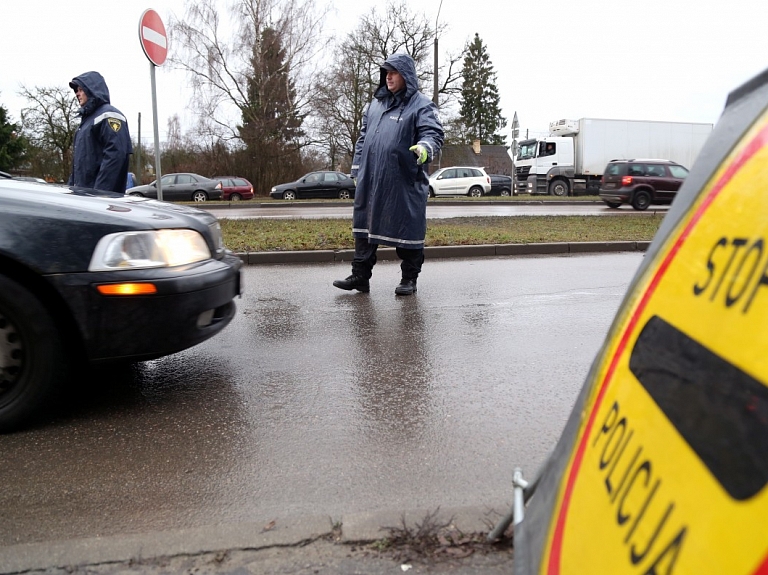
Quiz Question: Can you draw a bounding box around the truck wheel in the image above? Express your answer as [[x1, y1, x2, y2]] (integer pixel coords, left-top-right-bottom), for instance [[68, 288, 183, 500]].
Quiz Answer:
[[548, 179, 568, 197], [632, 190, 651, 211], [0, 275, 68, 432]]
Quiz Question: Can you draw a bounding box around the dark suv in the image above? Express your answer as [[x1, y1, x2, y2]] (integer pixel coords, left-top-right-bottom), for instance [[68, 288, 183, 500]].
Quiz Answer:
[[599, 159, 689, 210], [488, 174, 513, 196]]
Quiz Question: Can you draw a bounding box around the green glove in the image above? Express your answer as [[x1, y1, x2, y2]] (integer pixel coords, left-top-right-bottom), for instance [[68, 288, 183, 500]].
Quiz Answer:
[[409, 144, 427, 165]]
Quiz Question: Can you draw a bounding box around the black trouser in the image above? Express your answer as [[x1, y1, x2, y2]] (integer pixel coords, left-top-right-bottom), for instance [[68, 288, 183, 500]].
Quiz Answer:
[[352, 237, 424, 281]]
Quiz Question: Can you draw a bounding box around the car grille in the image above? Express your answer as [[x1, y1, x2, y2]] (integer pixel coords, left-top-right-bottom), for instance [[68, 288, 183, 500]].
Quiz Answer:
[[515, 165, 531, 181]]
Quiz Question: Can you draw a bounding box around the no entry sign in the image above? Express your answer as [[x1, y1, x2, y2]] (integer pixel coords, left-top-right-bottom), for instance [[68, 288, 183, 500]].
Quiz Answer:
[[139, 9, 168, 67]]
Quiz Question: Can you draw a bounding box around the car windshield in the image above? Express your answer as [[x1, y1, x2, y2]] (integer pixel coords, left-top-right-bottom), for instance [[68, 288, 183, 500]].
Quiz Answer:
[[517, 142, 537, 161]]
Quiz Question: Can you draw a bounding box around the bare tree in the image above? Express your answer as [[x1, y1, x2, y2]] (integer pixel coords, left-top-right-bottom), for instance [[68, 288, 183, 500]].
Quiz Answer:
[[18, 86, 79, 182], [311, 0, 463, 168], [168, 0, 327, 191]]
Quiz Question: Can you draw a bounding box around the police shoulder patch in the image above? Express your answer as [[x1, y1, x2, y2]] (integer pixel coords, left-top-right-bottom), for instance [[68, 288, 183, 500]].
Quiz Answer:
[[108, 118, 122, 132]]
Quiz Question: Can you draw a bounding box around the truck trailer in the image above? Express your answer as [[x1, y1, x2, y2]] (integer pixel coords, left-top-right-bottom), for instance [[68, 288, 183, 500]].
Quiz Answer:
[[514, 118, 714, 196]]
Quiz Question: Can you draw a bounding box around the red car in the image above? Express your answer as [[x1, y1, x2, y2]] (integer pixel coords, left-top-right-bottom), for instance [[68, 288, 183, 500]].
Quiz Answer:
[[214, 176, 254, 201]]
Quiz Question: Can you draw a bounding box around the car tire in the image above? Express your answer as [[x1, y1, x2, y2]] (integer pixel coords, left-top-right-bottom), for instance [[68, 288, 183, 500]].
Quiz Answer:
[[468, 186, 483, 198], [129, 192, 144, 197], [500, 188, 511, 197], [339, 189, 351, 200], [229, 193, 242, 201], [548, 179, 568, 197], [0, 275, 68, 432], [632, 190, 651, 211], [604, 201, 622, 209], [282, 190, 296, 200], [429, 187, 435, 198], [192, 191, 209, 202]]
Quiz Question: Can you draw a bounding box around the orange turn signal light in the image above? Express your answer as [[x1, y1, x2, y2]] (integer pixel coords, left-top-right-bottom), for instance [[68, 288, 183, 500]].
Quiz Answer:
[[96, 283, 158, 296]]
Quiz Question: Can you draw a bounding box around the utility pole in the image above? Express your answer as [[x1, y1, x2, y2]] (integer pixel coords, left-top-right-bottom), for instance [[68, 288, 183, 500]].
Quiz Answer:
[[432, 0, 443, 106]]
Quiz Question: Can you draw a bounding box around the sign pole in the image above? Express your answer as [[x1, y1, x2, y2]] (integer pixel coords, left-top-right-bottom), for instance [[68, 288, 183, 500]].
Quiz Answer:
[[138, 8, 168, 201], [150, 62, 163, 201]]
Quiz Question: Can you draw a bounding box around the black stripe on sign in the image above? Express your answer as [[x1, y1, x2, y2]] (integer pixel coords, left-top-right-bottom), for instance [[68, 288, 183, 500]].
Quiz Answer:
[[629, 315, 768, 500]]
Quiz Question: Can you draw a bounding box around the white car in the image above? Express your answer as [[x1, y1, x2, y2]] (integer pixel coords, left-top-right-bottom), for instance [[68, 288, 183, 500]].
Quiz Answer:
[[428, 166, 492, 197]]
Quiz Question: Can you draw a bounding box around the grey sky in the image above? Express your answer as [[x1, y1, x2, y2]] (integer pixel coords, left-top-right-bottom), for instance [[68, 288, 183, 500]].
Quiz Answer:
[[2, 0, 766, 147]]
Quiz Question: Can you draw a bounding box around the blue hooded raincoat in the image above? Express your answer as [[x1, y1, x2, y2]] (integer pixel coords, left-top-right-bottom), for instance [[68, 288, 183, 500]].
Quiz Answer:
[[68, 71, 133, 193], [351, 54, 444, 249]]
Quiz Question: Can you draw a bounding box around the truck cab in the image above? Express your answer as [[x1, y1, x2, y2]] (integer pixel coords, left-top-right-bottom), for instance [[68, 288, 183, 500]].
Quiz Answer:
[[514, 137, 574, 196]]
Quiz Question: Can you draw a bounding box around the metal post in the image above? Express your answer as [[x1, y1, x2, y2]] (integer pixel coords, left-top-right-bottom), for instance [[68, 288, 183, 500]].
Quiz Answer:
[[150, 62, 163, 201], [136, 112, 142, 180], [432, 0, 443, 107]]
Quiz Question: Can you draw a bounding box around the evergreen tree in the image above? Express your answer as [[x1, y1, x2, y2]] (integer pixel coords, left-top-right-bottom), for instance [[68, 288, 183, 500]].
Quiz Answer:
[[239, 27, 305, 176], [459, 34, 506, 146], [0, 103, 27, 172]]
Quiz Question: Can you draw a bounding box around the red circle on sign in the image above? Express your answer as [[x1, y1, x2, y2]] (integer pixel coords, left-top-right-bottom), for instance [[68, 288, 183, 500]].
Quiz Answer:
[[138, 9, 168, 67]]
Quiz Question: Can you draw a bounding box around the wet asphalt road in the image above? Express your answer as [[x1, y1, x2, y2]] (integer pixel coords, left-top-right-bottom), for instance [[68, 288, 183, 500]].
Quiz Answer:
[[0, 252, 643, 548]]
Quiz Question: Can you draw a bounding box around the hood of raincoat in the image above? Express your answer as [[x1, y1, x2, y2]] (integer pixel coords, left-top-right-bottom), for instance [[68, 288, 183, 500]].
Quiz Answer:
[[70, 71, 111, 118], [376, 53, 420, 102]]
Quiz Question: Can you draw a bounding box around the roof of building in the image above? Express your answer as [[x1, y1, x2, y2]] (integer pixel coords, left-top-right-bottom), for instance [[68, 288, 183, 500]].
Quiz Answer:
[[431, 143, 514, 176]]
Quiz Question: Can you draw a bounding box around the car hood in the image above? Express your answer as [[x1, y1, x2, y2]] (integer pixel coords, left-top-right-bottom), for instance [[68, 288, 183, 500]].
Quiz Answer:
[[126, 183, 155, 193], [0, 180, 221, 273]]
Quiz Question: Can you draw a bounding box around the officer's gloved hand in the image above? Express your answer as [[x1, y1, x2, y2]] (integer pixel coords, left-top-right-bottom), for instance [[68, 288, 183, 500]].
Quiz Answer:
[[409, 144, 427, 165]]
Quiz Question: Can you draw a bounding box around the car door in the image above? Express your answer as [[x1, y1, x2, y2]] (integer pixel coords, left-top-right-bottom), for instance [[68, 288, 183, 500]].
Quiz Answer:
[[644, 164, 675, 202], [433, 168, 457, 195], [297, 173, 323, 198], [174, 174, 197, 201], [157, 174, 177, 200], [322, 172, 341, 197]]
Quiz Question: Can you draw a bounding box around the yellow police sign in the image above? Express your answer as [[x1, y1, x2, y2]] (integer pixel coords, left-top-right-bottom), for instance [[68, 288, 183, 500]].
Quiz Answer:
[[517, 74, 768, 575]]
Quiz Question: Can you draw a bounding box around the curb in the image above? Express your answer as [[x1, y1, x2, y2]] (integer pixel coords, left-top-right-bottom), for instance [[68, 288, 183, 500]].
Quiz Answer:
[[235, 241, 651, 265], [0, 505, 506, 573]]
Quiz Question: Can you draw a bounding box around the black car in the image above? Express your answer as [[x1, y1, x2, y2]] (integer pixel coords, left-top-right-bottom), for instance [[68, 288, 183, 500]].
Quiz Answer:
[[0, 176, 242, 431], [270, 171, 356, 200], [488, 174, 513, 196], [599, 159, 689, 210], [127, 172, 223, 202]]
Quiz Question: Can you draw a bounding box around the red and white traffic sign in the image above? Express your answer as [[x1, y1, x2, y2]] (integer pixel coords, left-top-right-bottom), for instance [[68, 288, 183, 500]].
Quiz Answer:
[[138, 9, 168, 67]]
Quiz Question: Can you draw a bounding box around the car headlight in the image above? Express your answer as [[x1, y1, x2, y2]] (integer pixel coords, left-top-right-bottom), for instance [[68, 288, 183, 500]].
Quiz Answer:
[[271, 187, 277, 192], [88, 229, 212, 271]]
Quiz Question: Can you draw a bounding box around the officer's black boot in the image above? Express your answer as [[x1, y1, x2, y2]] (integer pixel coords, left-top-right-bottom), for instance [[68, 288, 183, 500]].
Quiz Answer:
[[333, 275, 370, 292]]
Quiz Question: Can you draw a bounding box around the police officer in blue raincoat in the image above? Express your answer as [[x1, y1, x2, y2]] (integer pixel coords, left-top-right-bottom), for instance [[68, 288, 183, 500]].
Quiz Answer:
[[333, 53, 444, 296], [67, 71, 132, 194]]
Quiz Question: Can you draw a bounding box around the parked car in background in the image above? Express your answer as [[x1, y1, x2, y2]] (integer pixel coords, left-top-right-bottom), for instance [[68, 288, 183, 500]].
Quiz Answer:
[[599, 159, 689, 210], [488, 174, 513, 196], [126, 173, 223, 202], [213, 176, 254, 201], [428, 166, 491, 197], [0, 175, 242, 431], [270, 171, 356, 200]]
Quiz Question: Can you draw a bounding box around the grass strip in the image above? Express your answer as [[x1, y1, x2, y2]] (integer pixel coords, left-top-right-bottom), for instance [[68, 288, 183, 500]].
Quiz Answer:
[[219, 215, 664, 252]]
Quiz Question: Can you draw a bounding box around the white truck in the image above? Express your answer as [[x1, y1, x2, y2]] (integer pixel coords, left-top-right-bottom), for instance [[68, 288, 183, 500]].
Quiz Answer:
[[513, 118, 714, 196]]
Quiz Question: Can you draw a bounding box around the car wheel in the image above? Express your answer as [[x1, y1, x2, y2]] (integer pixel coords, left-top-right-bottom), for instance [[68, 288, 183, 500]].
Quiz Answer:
[[230, 193, 242, 201], [500, 188, 511, 197], [604, 201, 622, 209], [429, 187, 435, 198], [0, 275, 68, 432], [282, 190, 296, 200], [192, 191, 209, 202], [129, 192, 144, 197], [548, 179, 568, 196], [468, 186, 483, 197], [632, 190, 651, 211], [339, 189, 351, 199]]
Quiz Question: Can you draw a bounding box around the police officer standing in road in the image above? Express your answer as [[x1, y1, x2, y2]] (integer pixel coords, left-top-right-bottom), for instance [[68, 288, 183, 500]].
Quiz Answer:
[[333, 53, 444, 296], [68, 71, 132, 194]]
